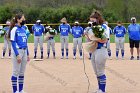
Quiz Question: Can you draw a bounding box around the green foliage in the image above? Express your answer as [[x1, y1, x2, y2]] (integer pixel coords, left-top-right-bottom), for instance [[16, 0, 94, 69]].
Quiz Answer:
[[0, 6, 12, 23], [0, 0, 140, 23], [103, 10, 118, 22]]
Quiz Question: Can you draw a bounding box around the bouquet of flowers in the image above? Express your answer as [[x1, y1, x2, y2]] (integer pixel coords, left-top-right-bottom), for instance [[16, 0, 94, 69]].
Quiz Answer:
[[48, 29, 56, 35], [92, 25, 106, 39], [44, 28, 57, 41], [85, 25, 106, 53]]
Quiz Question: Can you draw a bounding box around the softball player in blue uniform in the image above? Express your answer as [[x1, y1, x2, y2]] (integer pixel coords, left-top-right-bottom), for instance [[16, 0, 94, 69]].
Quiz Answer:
[[9, 14, 29, 93], [128, 17, 140, 60], [89, 11, 108, 93], [113, 21, 126, 60], [59, 17, 71, 59], [1, 20, 11, 58], [32, 20, 45, 59], [71, 21, 84, 59], [84, 21, 93, 59]]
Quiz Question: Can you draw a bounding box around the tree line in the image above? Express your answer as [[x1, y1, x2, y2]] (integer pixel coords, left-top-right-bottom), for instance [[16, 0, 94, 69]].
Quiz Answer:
[[0, 0, 139, 24]]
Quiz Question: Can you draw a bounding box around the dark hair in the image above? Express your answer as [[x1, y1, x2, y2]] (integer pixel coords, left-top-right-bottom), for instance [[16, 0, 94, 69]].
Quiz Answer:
[[8, 13, 23, 38], [117, 21, 122, 24], [90, 11, 105, 25]]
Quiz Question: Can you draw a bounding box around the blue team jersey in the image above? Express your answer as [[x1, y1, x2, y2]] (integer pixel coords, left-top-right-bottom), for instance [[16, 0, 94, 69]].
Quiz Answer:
[[22, 25, 30, 38], [32, 24, 45, 36], [59, 23, 71, 36], [3, 26, 10, 33], [128, 24, 140, 40], [10, 25, 27, 49], [113, 26, 126, 37], [71, 26, 83, 38]]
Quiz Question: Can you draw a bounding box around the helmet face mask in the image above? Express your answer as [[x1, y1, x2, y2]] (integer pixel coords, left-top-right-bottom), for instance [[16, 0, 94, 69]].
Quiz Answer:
[[131, 19, 136, 24], [131, 17, 136, 24]]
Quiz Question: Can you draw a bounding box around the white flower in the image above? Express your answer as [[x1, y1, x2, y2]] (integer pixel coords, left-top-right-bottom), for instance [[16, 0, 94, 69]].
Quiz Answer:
[[98, 25, 101, 28], [99, 28, 102, 31], [101, 27, 104, 29], [93, 26, 96, 28], [50, 30, 54, 32]]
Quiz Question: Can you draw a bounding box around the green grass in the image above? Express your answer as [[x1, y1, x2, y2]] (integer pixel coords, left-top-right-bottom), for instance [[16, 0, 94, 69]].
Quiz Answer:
[[0, 34, 129, 43], [110, 34, 129, 43]]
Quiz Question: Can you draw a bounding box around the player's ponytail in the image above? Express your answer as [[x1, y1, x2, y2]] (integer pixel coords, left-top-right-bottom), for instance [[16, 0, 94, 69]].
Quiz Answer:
[[8, 13, 23, 39], [8, 18, 16, 39]]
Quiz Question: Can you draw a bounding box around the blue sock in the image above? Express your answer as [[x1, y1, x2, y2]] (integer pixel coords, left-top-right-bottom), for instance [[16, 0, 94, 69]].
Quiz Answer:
[[19, 76, 24, 92], [47, 52, 50, 57], [80, 50, 82, 56], [108, 50, 111, 57], [98, 75, 106, 92], [3, 51, 5, 57], [89, 53, 92, 58], [121, 50, 124, 57], [41, 51, 43, 57], [34, 51, 37, 57], [66, 49, 68, 57], [73, 49, 76, 56], [53, 52, 55, 57], [61, 49, 64, 57], [116, 50, 119, 57], [11, 76, 17, 93], [97, 77, 100, 89], [47, 50, 50, 57], [9, 50, 11, 57]]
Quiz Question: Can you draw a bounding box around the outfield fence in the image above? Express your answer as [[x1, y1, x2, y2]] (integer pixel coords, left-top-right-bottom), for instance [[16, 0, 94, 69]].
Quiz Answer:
[[0, 23, 131, 43]]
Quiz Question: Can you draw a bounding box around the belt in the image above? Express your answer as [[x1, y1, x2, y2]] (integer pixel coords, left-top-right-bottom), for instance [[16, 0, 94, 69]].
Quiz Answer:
[[97, 46, 107, 49], [74, 37, 81, 38], [116, 36, 124, 37], [35, 35, 42, 36], [19, 48, 27, 50], [49, 37, 54, 40]]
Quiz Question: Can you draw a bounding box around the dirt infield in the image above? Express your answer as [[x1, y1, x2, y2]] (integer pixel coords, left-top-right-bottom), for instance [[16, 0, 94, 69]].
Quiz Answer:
[[0, 43, 140, 93]]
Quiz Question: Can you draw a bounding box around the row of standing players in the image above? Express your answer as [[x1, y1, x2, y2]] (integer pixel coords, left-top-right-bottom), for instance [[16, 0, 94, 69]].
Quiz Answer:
[[1, 17, 140, 60], [3, 13, 140, 93]]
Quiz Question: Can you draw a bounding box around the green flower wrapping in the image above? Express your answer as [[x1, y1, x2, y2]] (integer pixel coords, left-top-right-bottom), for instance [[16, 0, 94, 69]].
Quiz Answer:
[[49, 29, 56, 35], [0, 29, 6, 37], [92, 25, 106, 39]]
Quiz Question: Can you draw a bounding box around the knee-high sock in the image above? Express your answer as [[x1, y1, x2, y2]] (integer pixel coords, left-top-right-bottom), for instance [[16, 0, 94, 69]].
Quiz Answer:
[[80, 50, 82, 56], [73, 49, 76, 56], [97, 75, 106, 92], [47, 50, 50, 57], [9, 50, 11, 57], [34, 49, 37, 57], [18, 76, 24, 92], [53, 52, 55, 57], [11, 76, 17, 93], [108, 50, 111, 57], [2, 50, 6, 57], [116, 50, 119, 57], [89, 53, 92, 58], [61, 49, 64, 57], [66, 49, 68, 57], [41, 49, 43, 57], [121, 49, 124, 57]]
